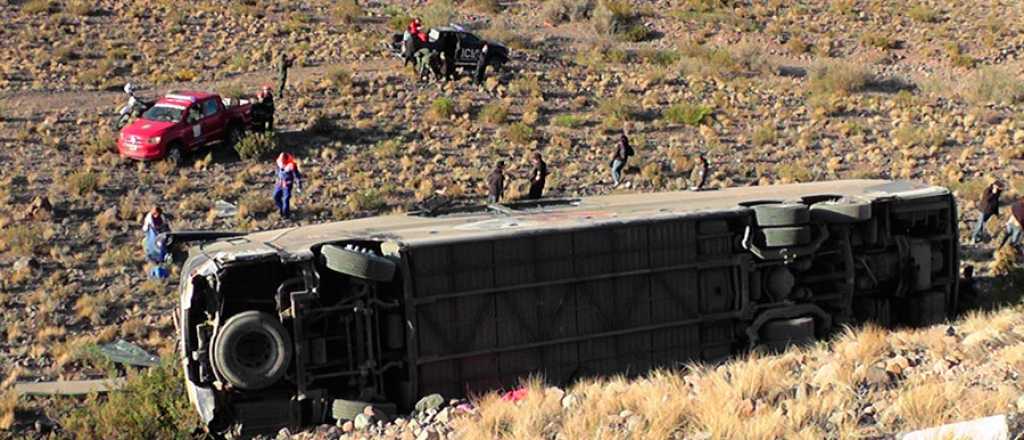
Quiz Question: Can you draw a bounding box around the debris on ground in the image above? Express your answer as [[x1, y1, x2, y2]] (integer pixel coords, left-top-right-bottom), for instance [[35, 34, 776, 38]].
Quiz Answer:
[[98, 340, 160, 367]]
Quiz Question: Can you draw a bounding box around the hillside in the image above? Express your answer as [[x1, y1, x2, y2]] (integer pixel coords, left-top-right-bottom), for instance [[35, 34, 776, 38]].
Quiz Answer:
[[2, 0, 1024, 438]]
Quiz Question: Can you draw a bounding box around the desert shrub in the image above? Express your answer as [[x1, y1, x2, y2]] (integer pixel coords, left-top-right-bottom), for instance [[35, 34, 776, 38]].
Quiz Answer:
[[430, 97, 456, 120], [808, 61, 871, 95], [638, 49, 680, 67], [21, 0, 55, 14], [751, 124, 777, 146], [332, 0, 363, 23], [373, 139, 403, 159], [598, 97, 637, 126], [347, 189, 386, 212], [418, 0, 456, 28], [388, 13, 413, 32], [174, 69, 198, 82], [592, 0, 649, 42], [468, 0, 500, 13], [907, 5, 940, 23], [662, 102, 713, 126], [84, 131, 116, 156], [505, 123, 535, 144], [510, 76, 542, 98], [478, 102, 508, 124], [67, 0, 97, 16], [234, 132, 277, 160], [66, 170, 100, 195], [99, 246, 136, 268], [0, 224, 45, 256], [830, 0, 855, 15], [60, 360, 197, 439], [307, 114, 339, 135], [860, 32, 897, 50], [945, 43, 976, 68], [777, 162, 814, 182], [553, 114, 584, 128], [962, 67, 1024, 105], [543, 0, 595, 23], [893, 125, 945, 148], [787, 36, 810, 54], [482, 22, 529, 50], [327, 66, 353, 90], [679, 43, 741, 78], [220, 84, 246, 100], [238, 192, 274, 217]]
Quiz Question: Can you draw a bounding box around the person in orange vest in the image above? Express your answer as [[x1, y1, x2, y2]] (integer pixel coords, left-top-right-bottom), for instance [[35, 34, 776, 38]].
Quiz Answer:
[[273, 153, 302, 218]]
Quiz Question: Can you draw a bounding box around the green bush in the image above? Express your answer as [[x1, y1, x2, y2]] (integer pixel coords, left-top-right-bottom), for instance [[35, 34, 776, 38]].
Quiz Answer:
[[751, 124, 777, 146], [418, 0, 456, 28], [0, 224, 45, 256], [662, 102, 713, 126], [598, 97, 637, 124], [388, 14, 414, 32], [907, 5, 940, 23], [332, 0, 363, 23], [347, 189, 386, 212], [639, 49, 680, 67], [60, 360, 197, 440], [552, 114, 584, 128], [478, 102, 508, 124], [234, 132, 277, 161], [327, 66, 353, 90], [66, 0, 96, 16], [505, 123, 535, 144], [543, 0, 595, 24], [808, 61, 871, 95], [430, 98, 456, 120], [963, 67, 1024, 105], [84, 132, 116, 157], [21, 0, 55, 14], [592, 0, 649, 42], [66, 170, 100, 196]]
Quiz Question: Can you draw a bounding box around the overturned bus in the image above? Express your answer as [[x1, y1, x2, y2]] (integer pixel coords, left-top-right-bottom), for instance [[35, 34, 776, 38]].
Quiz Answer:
[[177, 180, 959, 433]]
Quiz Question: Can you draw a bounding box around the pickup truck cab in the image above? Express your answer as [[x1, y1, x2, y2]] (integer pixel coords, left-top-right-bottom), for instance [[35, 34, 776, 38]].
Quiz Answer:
[[118, 91, 252, 165]]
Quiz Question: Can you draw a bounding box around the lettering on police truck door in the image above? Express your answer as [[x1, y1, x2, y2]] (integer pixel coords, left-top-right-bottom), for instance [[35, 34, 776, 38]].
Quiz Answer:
[[460, 47, 480, 62]]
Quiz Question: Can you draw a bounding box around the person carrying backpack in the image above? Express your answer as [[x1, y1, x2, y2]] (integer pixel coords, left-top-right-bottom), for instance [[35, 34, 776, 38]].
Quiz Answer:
[[610, 129, 634, 186]]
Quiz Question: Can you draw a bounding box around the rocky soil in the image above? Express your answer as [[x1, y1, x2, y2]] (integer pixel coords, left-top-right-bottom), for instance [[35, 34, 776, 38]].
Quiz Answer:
[[4, 0, 1024, 438]]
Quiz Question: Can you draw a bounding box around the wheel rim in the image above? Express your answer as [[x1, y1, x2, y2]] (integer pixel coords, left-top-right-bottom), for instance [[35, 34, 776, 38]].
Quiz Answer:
[[234, 332, 273, 370]]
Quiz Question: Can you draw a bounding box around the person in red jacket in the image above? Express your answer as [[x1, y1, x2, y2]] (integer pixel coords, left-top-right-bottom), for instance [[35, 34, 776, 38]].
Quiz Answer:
[[409, 18, 427, 43]]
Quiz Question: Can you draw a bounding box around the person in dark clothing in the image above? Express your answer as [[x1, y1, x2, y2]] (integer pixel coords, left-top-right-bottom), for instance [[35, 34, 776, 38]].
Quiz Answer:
[[277, 54, 293, 98], [487, 161, 506, 203], [998, 198, 1024, 250], [253, 85, 275, 132], [475, 43, 490, 85], [972, 180, 1004, 244], [610, 130, 634, 186], [689, 153, 709, 191], [958, 265, 978, 311], [527, 152, 548, 199]]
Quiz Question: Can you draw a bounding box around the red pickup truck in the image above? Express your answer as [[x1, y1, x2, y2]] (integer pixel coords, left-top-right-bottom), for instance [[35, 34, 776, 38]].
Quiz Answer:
[[118, 91, 253, 164]]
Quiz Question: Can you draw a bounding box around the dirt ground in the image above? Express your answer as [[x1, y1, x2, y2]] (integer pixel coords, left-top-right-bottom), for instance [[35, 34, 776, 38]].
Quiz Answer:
[[4, 0, 1024, 438]]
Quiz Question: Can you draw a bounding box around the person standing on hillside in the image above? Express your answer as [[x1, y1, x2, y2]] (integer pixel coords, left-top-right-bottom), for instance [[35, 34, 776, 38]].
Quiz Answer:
[[610, 129, 634, 186], [273, 153, 302, 218], [142, 206, 171, 263], [998, 198, 1024, 251], [475, 42, 490, 85], [972, 180, 1004, 244], [277, 54, 293, 98], [253, 85, 275, 132], [487, 160, 506, 204], [689, 153, 709, 191], [527, 152, 548, 199]]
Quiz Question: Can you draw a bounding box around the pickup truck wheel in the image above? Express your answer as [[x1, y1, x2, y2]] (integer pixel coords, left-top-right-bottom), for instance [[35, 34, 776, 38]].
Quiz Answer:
[[166, 145, 183, 167], [226, 125, 243, 148], [751, 203, 810, 227], [212, 311, 292, 391], [322, 244, 396, 282]]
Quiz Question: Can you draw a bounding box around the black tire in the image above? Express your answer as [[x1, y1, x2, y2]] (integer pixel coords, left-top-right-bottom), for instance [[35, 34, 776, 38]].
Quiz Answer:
[[760, 316, 815, 350], [809, 200, 872, 223], [212, 311, 292, 391], [321, 245, 396, 282], [166, 143, 183, 168], [752, 203, 810, 227], [758, 225, 812, 247], [226, 124, 244, 148]]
